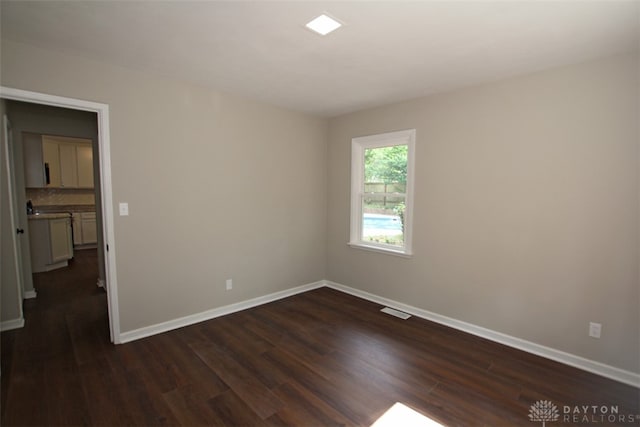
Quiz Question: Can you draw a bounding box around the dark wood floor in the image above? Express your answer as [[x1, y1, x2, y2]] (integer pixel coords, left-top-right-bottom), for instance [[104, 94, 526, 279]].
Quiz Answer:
[[2, 250, 638, 426]]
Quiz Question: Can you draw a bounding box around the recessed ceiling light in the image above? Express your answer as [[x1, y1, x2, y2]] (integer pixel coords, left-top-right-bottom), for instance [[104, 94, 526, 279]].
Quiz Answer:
[[306, 14, 342, 36]]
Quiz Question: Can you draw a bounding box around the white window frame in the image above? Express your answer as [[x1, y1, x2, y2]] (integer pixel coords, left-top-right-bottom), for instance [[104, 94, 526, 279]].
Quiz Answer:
[[349, 129, 415, 257]]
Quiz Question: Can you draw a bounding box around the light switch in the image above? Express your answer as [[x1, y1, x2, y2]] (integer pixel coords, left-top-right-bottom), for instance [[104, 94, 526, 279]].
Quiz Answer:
[[119, 202, 129, 216]]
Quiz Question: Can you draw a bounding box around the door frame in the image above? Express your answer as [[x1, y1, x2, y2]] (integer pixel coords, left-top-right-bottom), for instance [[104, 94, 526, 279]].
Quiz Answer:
[[2, 113, 25, 328], [0, 86, 121, 343]]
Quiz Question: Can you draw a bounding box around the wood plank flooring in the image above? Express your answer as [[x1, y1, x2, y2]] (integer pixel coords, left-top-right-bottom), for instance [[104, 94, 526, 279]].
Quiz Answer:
[[2, 249, 638, 426]]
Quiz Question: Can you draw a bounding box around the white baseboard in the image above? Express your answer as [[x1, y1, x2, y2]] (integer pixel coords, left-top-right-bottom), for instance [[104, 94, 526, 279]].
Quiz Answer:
[[0, 317, 24, 331], [115, 277, 639, 387], [323, 280, 640, 388], [23, 290, 37, 299], [119, 280, 325, 344]]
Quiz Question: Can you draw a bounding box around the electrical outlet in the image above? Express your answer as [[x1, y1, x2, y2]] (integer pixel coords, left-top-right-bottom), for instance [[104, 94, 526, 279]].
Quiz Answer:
[[225, 279, 232, 290], [589, 322, 601, 339]]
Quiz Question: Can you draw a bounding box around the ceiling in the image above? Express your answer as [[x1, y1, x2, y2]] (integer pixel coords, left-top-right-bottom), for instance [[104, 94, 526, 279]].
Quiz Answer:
[[2, 1, 638, 117]]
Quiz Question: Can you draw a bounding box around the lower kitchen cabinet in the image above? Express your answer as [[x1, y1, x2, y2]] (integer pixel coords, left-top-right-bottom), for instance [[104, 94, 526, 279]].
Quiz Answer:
[[72, 211, 97, 247], [28, 214, 74, 272], [49, 218, 73, 263]]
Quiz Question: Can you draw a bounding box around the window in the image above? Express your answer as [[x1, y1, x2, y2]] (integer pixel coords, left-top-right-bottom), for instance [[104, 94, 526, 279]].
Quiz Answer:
[[350, 129, 415, 256]]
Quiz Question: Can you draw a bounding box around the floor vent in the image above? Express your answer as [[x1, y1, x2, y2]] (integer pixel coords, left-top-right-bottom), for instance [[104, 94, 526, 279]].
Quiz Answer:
[[380, 307, 412, 320]]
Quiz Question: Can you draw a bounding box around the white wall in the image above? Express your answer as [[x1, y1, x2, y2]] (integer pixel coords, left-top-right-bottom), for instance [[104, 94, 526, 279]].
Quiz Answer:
[[2, 37, 637, 377], [1, 40, 328, 332], [327, 53, 639, 374]]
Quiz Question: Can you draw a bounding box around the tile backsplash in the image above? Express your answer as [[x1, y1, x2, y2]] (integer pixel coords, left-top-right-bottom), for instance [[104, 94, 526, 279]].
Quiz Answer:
[[27, 188, 95, 207]]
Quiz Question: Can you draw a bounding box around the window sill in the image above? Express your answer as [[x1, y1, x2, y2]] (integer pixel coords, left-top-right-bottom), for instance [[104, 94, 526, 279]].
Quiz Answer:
[[348, 242, 413, 258]]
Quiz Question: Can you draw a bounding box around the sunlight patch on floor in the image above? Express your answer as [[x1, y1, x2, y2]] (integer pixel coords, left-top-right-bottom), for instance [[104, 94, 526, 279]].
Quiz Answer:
[[371, 402, 445, 427]]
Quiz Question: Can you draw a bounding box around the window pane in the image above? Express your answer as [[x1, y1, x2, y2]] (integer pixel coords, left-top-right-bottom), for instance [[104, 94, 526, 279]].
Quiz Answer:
[[362, 144, 407, 247], [362, 195, 405, 247], [364, 182, 406, 194], [351, 129, 414, 256], [364, 145, 408, 185]]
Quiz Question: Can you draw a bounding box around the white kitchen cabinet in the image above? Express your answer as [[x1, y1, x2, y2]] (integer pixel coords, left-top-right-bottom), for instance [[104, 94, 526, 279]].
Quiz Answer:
[[76, 144, 94, 188], [28, 214, 74, 272], [49, 217, 73, 262], [72, 213, 83, 246], [24, 135, 94, 188], [58, 142, 78, 188], [23, 133, 45, 188], [72, 211, 97, 247], [81, 212, 97, 244], [42, 138, 61, 187]]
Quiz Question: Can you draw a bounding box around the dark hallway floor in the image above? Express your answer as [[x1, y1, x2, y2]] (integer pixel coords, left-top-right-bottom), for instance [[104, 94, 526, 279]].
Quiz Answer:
[[1, 249, 108, 425]]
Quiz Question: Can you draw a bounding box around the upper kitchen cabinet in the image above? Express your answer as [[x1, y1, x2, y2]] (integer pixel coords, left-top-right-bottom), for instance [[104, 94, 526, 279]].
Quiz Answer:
[[42, 138, 62, 187], [58, 142, 78, 187], [76, 144, 94, 188], [23, 134, 94, 188], [23, 132, 45, 187]]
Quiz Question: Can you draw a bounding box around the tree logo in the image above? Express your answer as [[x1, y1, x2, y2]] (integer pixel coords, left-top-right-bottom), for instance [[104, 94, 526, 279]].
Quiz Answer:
[[529, 400, 559, 426]]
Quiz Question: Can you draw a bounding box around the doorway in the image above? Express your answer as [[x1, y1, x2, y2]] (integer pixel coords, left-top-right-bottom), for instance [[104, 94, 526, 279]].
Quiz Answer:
[[0, 86, 120, 343]]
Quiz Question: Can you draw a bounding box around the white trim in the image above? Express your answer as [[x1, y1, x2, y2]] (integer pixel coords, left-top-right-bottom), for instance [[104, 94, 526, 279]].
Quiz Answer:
[[347, 242, 412, 258], [2, 114, 24, 319], [322, 280, 640, 388], [119, 281, 326, 343], [23, 289, 37, 299], [101, 274, 640, 386], [0, 317, 24, 331], [0, 86, 121, 344]]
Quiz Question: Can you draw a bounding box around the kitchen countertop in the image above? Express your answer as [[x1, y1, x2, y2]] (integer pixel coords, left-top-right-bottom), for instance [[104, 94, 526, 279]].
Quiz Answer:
[[28, 212, 72, 220], [33, 204, 96, 213]]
